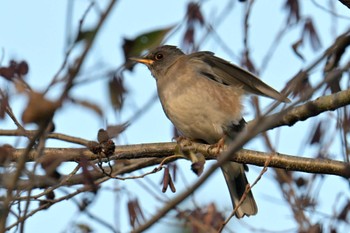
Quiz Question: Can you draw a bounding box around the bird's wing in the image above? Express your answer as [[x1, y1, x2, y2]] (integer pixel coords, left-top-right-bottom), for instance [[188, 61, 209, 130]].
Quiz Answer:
[[190, 52, 290, 103]]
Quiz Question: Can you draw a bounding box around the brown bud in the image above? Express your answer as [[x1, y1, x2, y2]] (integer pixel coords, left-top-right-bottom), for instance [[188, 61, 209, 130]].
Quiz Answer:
[[87, 141, 102, 154], [102, 139, 115, 157], [97, 129, 109, 143], [0, 67, 15, 80], [17, 61, 29, 75], [45, 190, 55, 200], [0, 144, 14, 165], [162, 167, 170, 193], [162, 167, 176, 193]]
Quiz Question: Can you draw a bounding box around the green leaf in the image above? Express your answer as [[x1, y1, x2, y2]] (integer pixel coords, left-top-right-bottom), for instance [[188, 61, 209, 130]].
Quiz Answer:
[[123, 26, 174, 70]]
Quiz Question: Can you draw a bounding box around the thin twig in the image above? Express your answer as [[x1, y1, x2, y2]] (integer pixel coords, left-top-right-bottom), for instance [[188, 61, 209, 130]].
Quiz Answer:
[[218, 154, 273, 232]]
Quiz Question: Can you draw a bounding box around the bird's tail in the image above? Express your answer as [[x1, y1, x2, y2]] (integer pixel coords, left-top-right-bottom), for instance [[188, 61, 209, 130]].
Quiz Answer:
[[220, 162, 258, 218]]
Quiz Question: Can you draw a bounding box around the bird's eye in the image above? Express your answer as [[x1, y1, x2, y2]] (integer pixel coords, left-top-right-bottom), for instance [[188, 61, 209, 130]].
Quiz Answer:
[[155, 53, 163, 60]]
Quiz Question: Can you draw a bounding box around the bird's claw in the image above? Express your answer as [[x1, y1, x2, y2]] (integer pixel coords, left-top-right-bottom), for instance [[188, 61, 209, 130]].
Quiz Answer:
[[174, 136, 193, 148], [208, 137, 226, 155]]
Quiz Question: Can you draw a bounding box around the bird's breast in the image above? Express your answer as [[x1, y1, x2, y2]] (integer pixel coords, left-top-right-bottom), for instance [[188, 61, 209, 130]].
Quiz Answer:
[[156, 73, 243, 144]]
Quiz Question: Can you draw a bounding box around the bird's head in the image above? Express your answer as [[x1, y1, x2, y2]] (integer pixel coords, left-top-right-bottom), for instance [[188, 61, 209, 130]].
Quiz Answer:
[[130, 45, 184, 79]]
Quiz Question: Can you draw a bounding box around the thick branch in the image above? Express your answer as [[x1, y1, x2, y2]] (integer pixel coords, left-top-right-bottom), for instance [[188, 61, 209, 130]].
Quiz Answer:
[[3, 87, 350, 149], [255, 88, 350, 130], [10, 142, 350, 180], [2, 88, 350, 191]]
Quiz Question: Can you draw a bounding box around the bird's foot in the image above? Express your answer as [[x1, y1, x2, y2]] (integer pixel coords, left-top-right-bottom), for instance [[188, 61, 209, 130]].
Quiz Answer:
[[173, 137, 206, 176], [174, 136, 193, 147], [208, 137, 226, 155]]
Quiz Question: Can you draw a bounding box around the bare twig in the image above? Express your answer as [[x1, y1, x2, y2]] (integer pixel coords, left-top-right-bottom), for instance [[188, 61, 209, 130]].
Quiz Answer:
[[218, 155, 273, 232]]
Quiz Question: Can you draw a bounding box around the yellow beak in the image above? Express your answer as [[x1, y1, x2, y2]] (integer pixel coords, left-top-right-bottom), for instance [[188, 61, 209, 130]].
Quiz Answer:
[[129, 57, 154, 65]]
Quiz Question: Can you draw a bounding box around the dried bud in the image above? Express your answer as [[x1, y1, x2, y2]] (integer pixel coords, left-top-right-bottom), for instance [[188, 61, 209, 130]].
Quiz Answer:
[[87, 141, 102, 154], [162, 167, 176, 193], [295, 176, 307, 188], [102, 139, 115, 157], [97, 129, 109, 143], [162, 167, 170, 193], [39, 190, 55, 210], [45, 190, 55, 200], [17, 61, 29, 75], [168, 175, 176, 193], [191, 160, 205, 176]]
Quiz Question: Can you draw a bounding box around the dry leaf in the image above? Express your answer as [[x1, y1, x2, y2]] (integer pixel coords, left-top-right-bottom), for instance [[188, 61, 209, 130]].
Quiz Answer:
[[285, 71, 312, 99], [310, 122, 323, 145], [186, 3, 204, 25], [108, 75, 127, 111], [303, 18, 322, 51], [22, 91, 60, 125], [292, 38, 305, 61], [284, 0, 300, 24], [127, 199, 144, 228], [177, 203, 224, 232], [106, 122, 129, 139], [69, 97, 103, 117], [127, 200, 137, 227], [324, 35, 350, 72]]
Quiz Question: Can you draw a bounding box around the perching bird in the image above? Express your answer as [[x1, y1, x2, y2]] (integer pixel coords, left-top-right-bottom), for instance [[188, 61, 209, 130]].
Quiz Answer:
[[130, 45, 290, 218]]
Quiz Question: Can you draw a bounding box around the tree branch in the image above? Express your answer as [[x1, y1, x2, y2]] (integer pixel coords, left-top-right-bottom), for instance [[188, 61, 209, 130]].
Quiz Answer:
[[5, 142, 349, 191], [2, 87, 350, 191], [252, 87, 350, 130]]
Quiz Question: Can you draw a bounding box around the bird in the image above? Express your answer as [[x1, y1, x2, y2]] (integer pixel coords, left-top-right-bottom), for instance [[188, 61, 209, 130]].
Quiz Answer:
[[130, 45, 290, 218]]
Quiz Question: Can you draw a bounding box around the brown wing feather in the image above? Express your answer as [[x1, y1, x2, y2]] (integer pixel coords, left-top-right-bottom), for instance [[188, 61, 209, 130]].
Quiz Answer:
[[190, 52, 290, 103]]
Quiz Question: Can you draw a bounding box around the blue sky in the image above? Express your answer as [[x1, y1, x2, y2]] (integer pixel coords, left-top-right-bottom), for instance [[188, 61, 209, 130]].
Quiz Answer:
[[1, 1, 350, 232]]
